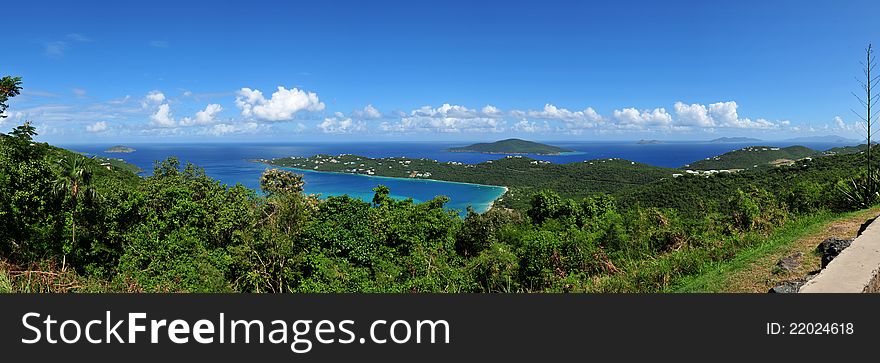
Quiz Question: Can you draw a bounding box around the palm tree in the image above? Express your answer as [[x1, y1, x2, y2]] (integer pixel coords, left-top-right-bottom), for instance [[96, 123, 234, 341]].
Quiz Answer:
[[53, 155, 98, 270]]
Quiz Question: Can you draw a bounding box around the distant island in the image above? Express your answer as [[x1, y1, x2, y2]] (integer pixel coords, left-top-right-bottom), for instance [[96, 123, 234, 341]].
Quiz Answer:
[[637, 139, 663, 145], [448, 138, 573, 155], [782, 135, 859, 144], [709, 137, 763, 143], [104, 145, 136, 153]]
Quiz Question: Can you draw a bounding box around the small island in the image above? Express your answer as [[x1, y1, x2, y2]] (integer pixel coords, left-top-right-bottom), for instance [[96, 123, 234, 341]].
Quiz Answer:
[[105, 145, 136, 153], [447, 138, 573, 155], [637, 139, 663, 145]]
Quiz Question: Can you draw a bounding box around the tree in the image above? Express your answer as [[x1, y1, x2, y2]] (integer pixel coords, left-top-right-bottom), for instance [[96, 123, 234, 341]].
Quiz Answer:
[[0, 75, 22, 117], [53, 155, 99, 270], [260, 168, 305, 196], [840, 44, 880, 207], [10, 121, 37, 141]]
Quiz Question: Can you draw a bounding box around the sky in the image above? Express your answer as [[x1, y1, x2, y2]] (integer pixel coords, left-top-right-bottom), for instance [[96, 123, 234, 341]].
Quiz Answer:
[[3, 0, 880, 143]]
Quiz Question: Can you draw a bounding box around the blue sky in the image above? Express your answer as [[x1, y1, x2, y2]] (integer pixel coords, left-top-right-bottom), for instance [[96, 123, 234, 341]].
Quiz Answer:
[[3, 0, 879, 143]]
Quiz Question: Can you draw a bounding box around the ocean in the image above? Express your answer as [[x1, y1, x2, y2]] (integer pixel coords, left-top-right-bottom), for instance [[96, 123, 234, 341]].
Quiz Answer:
[[62, 141, 854, 215]]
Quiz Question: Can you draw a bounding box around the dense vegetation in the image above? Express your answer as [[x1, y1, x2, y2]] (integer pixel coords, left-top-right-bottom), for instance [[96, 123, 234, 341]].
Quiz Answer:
[[265, 154, 676, 209], [447, 138, 572, 155], [2, 77, 877, 293], [684, 145, 819, 170]]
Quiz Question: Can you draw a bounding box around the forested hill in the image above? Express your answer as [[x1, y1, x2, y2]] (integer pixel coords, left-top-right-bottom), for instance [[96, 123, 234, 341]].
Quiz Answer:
[[265, 154, 677, 209], [684, 145, 819, 170], [448, 139, 572, 155]]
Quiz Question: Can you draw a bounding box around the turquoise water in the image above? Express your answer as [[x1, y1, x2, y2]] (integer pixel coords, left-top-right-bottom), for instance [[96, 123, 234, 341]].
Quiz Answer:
[[280, 166, 506, 213]]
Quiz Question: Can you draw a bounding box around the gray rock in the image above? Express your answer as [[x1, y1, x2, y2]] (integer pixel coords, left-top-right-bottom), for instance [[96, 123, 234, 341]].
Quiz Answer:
[[816, 237, 854, 269], [769, 280, 804, 293], [773, 252, 803, 274], [768, 273, 817, 293]]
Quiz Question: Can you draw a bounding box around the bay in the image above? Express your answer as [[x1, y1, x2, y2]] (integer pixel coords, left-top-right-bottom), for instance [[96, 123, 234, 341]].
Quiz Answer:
[[62, 140, 854, 215]]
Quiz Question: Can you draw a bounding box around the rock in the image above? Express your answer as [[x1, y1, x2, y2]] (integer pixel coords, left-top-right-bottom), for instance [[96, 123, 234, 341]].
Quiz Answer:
[[769, 280, 804, 293], [816, 237, 854, 269], [768, 273, 817, 293], [773, 252, 803, 274]]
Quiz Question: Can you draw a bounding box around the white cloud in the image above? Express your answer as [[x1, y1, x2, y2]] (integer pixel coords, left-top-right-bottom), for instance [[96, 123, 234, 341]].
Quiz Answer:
[[381, 103, 505, 133], [834, 116, 846, 129], [85, 121, 108, 133], [143, 91, 166, 107], [673, 102, 712, 127], [207, 122, 263, 136], [318, 112, 366, 134], [108, 95, 131, 105], [150, 104, 176, 127], [482, 105, 502, 116], [612, 107, 673, 128], [235, 86, 325, 121], [150, 108, 172, 127], [673, 101, 781, 129], [180, 104, 223, 126], [354, 104, 381, 119], [525, 104, 603, 129], [512, 119, 550, 133], [72, 88, 87, 98]]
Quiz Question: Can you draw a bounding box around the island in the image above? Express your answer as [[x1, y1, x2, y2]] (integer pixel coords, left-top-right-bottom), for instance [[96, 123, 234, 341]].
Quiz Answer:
[[637, 139, 663, 145], [104, 145, 136, 153], [709, 137, 763, 143], [447, 138, 573, 155]]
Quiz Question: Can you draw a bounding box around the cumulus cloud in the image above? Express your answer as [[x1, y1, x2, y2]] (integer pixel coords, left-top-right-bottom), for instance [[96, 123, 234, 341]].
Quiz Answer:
[[207, 122, 264, 136], [525, 104, 603, 129], [318, 112, 367, 134], [482, 105, 502, 116], [673, 101, 780, 129], [180, 104, 223, 126], [353, 104, 381, 119], [381, 103, 505, 133], [142, 91, 166, 107], [613, 107, 673, 128], [150, 104, 176, 127], [512, 119, 551, 133], [85, 121, 108, 133], [235, 87, 325, 121]]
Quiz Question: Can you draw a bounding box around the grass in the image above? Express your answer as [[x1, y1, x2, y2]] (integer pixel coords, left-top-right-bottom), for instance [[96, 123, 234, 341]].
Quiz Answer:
[[0, 270, 11, 293], [670, 207, 880, 292]]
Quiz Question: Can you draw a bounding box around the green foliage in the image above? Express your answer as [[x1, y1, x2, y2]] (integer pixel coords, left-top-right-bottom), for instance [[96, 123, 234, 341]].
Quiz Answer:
[[260, 168, 305, 196], [835, 171, 880, 210], [685, 145, 818, 170], [0, 75, 23, 117]]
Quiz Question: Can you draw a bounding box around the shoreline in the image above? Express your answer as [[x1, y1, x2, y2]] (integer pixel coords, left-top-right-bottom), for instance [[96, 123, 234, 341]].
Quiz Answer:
[[258, 162, 509, 213]]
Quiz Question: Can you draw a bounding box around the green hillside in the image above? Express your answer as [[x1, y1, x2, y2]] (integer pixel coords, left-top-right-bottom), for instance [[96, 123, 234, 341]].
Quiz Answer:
[[448, 138, 572, 155], [684, 145, 818, 170]]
